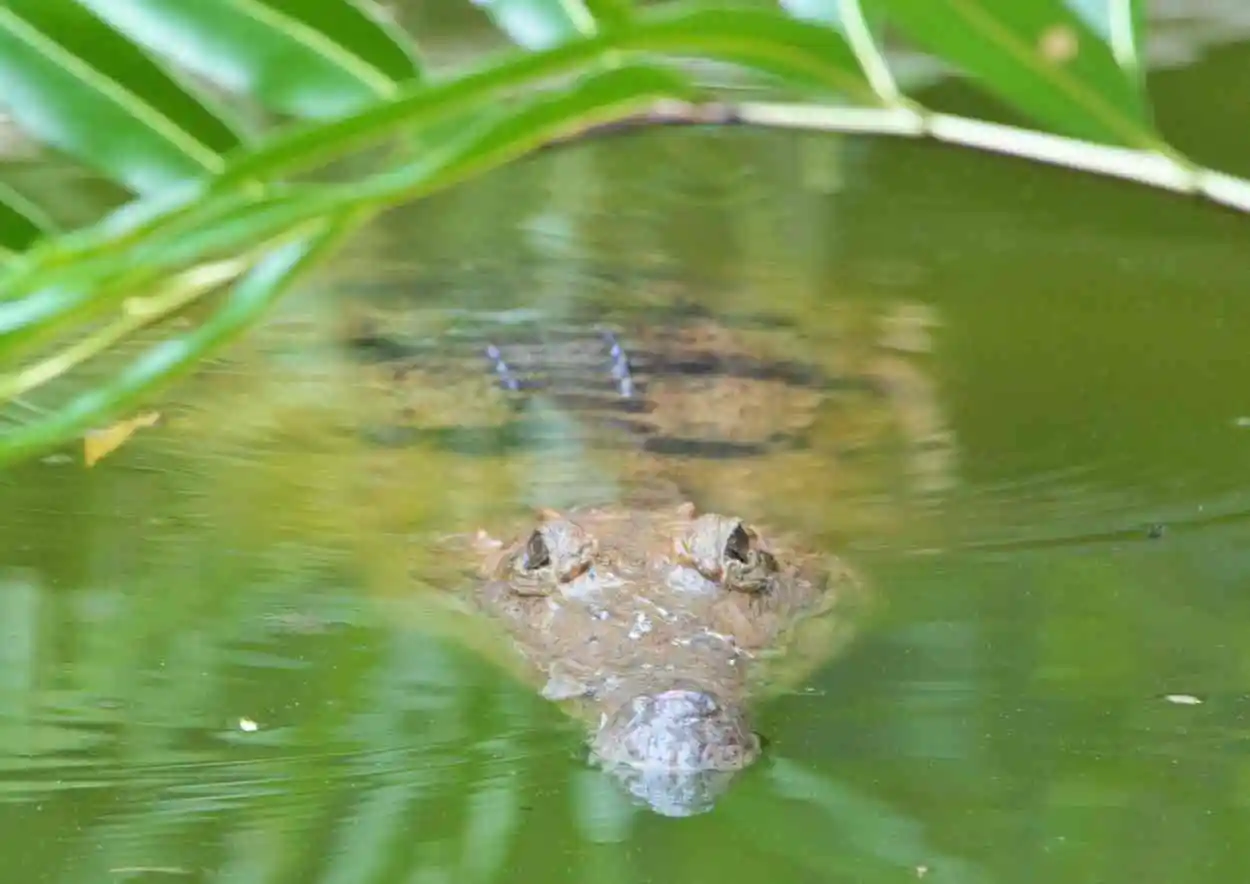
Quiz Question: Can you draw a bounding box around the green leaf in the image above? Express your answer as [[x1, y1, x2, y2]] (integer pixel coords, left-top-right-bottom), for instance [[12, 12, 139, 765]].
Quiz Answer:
[[0, 184, 57, 255], [0, 64, 694, 358], [137, 64, 697, 272], [780, 0, 889, 49], [216, 5, 872, 188], [0, 218, 358, 468], [0, 1, 234, 193], [1063, 0, 1147, 94], [0, 5, 870, 295], [78, 0, 421, 120], [406, 62, 699, 195], [585, 0, 634, 28], [632, 4, 871, 98], [870, 0, 1159, 148], [0, 3, 871, 270], [251, 0, 422, 81], [780, 0, 901, 102], [476, 0, 600, 49]]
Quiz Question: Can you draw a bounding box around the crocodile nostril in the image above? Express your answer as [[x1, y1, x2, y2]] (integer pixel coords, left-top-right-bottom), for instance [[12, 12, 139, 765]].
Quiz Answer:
[[524, 530, 550, 570], [724, 522, 752, 563]]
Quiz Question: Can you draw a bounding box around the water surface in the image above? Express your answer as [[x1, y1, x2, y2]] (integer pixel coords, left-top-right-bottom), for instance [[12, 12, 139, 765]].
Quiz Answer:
[[5, 16, 1250, 884]]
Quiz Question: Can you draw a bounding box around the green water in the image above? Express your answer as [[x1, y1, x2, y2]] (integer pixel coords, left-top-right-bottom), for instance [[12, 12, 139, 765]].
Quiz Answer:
[[7, 19, 1250, 884]]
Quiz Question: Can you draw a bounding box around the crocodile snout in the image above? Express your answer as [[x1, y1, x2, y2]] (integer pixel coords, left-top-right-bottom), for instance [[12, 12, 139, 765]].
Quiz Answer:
[[589, 686, 761, 816]]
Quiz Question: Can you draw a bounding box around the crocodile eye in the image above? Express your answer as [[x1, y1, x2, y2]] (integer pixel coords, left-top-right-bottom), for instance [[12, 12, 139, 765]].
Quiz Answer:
[[724, 523, 752, 564], [524, 530, 551, 570]]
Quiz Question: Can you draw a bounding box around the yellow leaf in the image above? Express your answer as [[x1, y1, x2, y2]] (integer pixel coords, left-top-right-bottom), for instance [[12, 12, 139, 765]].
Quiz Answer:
[[83, 411, 161, 467]]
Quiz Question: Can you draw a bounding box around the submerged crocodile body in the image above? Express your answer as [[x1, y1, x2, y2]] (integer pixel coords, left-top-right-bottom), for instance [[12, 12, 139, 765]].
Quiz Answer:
[[344, 304, 840, 458], [334, 276, 948, 814], [342, 296, 954, 521], [466, 496, 857, 817]]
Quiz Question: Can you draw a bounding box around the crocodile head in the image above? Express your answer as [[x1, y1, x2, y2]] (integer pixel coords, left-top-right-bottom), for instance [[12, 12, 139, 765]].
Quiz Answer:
[[473, 500, 845, 816]]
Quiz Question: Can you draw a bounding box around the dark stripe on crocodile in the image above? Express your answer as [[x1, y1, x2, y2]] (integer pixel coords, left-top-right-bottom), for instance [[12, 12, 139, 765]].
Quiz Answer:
[[348, 319, 868, 458]]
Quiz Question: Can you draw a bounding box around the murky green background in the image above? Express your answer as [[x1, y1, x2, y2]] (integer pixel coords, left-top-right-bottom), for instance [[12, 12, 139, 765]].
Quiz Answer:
[[6, 5, 1250, 883]]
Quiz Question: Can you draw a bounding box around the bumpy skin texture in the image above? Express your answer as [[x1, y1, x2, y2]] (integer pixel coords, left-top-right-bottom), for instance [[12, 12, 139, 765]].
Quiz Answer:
[[344, 311, 839, 458], [473, 501, 842, 816], [344, 303, 957, 526]]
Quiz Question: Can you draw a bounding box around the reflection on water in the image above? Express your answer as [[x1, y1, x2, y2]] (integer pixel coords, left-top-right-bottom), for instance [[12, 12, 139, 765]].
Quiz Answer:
[[6, 29, 1250, 884]]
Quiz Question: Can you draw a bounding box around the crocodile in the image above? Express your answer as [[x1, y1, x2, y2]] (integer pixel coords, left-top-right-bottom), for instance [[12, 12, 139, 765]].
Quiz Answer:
[[463, 494, 859, 817], [325, 272, 948, 813], [340, 294, 955, 522]]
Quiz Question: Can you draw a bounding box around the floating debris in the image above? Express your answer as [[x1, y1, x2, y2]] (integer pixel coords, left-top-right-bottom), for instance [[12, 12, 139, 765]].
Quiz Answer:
[[84, 411, 161, 466], [1163, 694, 1203, 706]]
